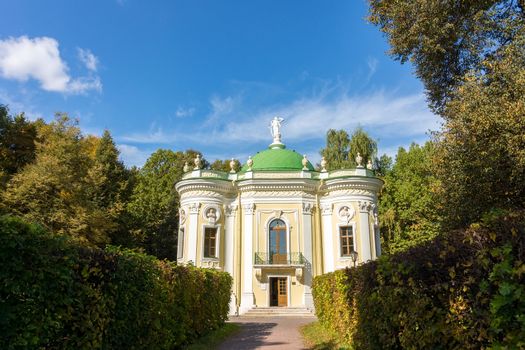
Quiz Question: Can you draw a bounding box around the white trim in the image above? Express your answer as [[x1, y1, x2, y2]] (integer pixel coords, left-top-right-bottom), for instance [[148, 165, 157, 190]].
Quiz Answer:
[[266, 275, 291, 308]]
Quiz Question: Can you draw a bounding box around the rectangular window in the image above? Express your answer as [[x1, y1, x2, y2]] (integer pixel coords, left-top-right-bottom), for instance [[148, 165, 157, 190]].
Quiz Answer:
[[177, 228, 184, 259], [204, 227, 218, 258], [340, 226, 354, 257]]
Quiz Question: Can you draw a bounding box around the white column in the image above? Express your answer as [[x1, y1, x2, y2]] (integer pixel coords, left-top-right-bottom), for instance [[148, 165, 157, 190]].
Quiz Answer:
[[302, 202, 314, 308], [358, 201, 372, 262], [225, 204, 237, 315], [321, 203, 334, 273], [187, 202, 200, 264], [240, 203, 255, 314]]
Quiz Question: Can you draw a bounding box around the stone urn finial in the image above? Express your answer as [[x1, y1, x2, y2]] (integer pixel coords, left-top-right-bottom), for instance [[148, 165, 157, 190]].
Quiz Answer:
[[183, 161, 190, 172], [302, 154, 309, 171], [229, 158, 236, 173], [321, 156, 327, 172], [247, 156, 253, 171], [193, 154, 202, 170], [366, 159, 373, 170], [356, 152, 363, 168]]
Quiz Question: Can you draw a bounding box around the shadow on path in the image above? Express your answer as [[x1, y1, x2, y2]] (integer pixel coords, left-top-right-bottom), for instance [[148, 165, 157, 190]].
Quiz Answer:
[[217, 316, 315, 350]]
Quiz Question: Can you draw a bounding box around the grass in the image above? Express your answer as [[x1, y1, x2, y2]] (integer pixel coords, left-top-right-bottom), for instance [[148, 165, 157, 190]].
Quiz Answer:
[[301, 321, 353, 350], [184, 322, 241, 350]]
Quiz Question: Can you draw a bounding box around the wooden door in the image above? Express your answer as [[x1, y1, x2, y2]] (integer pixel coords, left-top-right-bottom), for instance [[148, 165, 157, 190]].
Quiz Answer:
[[277, 277, 287, 307]]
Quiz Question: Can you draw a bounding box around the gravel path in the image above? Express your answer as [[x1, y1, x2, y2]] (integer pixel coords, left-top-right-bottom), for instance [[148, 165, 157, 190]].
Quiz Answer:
[[217, 316, 316, 350]]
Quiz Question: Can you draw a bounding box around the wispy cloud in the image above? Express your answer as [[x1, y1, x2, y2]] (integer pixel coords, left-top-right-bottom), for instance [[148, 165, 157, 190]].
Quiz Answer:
[[77, 48, 99, 72], [366, 56, 378, 82], [0, 36, 102, 94], [175, 106, 196, 118]]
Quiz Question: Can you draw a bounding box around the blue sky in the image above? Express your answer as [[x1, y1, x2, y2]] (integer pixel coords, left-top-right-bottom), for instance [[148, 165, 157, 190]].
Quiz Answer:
[[0, 0, 439, 167]]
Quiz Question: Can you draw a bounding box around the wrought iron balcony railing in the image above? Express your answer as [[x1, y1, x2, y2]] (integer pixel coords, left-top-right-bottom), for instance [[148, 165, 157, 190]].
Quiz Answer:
[[254, 252, 305, 266]]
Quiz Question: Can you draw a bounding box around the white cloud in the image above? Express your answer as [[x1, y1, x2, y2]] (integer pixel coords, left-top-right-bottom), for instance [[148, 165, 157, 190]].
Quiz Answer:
[[175, 106, 196, 118], [119, 88, 440, 158], [0, 36, 101, 94], [366, 57, 378, 81], [77, 48, 98, 71], [117, 144, 150, 167]]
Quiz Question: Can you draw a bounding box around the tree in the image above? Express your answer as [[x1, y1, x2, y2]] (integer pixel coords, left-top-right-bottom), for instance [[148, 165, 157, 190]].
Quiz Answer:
[[379, 142, 440, 254], [369, 0, 525, 229], [2, 114, 112, 245], [369, 0, 525, 113], [374, 154, 393, 177], [210, 158, 241, 172], [127, 149, 206, 260], [0, 105, 37, 187], [434, 38, 525, 228], [348, 127, 378, 167], [319, 129, 350, 170]]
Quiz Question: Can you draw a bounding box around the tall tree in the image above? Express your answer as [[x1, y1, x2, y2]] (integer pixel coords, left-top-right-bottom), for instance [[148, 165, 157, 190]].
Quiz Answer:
[[319, 129, 350, 170], [127, 149, 206, 260], [369, 0, 525, 112], [369, 0, 525, 228], [2, 114, 112, 245], [379, 142, 440, 253], [0, 105, 37, 187], [348, 126, 378, 167]]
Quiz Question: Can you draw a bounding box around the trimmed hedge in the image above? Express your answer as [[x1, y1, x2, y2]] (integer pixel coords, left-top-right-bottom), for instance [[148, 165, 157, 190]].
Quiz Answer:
[[0, 215, 232, 349], [313, 210, 525, 349]]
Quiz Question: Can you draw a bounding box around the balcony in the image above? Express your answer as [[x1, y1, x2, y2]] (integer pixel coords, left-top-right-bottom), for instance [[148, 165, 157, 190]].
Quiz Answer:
[[254, 252, 306, 266]]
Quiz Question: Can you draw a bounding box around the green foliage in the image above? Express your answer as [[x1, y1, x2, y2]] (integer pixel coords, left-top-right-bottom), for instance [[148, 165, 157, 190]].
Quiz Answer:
[[379, 142, 440, 253], [312, 211, 525, 349], [127, 149, 205, 260], [434, 34, 525, 229], [348, 127, 377, 167], [320, 127, 378, 170], [0, 105, 37, 187], [210, 158, 241, 172], [368, 0, 525, 113], [0, 215, 232, 350]]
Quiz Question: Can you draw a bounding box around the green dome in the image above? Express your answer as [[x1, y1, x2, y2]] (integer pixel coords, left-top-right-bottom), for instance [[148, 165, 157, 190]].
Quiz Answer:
[[241, 146, 315, 172]]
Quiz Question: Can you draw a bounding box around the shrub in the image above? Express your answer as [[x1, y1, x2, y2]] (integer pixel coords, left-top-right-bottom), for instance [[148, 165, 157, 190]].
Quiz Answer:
[[312, 210, 525, 349], [0, 215, 232, 349]]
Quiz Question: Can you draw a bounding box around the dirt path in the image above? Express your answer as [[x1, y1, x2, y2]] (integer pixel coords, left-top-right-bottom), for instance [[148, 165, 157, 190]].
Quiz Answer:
[[217, 316, 316, 350]]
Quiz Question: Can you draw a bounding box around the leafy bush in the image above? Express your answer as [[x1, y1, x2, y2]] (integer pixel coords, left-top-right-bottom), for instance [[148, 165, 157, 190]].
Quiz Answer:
[[312, 210, 525, 349], [0, 216, 232, 349]]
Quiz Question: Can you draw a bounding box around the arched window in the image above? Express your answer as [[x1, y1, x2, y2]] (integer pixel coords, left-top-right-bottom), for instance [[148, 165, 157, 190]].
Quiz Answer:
[[269, 219, 287, 264]]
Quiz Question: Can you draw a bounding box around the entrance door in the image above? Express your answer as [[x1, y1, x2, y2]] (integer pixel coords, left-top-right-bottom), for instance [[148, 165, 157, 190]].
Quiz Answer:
[[269, 219, 287, 264], [270, 277, 288, 307]]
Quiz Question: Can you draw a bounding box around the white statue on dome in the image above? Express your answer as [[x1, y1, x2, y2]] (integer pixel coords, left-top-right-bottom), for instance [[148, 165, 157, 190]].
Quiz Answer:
[[270, 116, 284, 144]]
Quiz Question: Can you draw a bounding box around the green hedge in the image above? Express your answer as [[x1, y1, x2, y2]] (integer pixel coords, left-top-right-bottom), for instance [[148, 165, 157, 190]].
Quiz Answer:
[[0, 215, 232, 349], [312, 210, 525, 349]]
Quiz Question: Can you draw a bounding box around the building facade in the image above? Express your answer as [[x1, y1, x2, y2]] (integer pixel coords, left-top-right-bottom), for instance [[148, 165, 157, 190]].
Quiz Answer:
[[175, 118, 383, 315]]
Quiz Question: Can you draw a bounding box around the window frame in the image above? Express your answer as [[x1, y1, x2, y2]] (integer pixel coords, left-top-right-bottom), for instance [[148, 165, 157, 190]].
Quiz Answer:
[[177, 227, 185, 260], [201, 224, 221, 261], [337, 222, 357, 259]]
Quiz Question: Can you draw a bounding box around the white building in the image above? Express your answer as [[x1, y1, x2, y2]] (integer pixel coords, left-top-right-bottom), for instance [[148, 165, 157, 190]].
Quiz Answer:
[[175, 118, 383, 315]]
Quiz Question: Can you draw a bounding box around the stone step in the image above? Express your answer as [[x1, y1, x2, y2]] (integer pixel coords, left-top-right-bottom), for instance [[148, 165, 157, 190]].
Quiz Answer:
[[241, 307, 316, 317]]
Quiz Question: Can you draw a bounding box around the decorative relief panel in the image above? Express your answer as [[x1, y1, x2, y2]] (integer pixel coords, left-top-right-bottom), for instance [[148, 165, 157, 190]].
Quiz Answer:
[[201, 259, 220, 269], [179, 208, 187, 225], [336, 204, 355, 223], [240, 191, 315, 199], [180, 190, 225, 200], [202, 204, 221, 224]]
